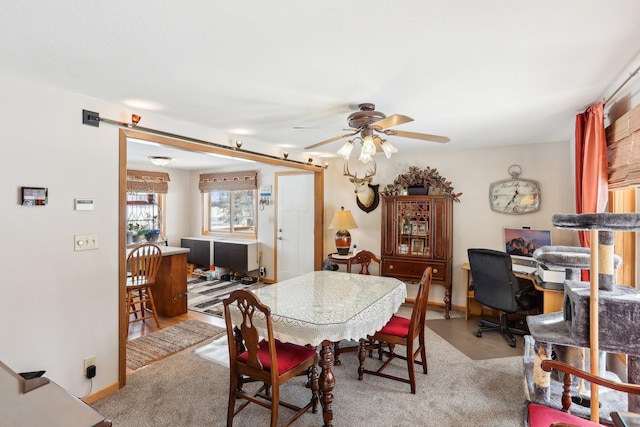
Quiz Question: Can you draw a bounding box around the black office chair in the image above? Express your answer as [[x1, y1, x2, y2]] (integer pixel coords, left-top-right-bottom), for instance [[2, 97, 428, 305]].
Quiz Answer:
[[467, 248, 540, 347]]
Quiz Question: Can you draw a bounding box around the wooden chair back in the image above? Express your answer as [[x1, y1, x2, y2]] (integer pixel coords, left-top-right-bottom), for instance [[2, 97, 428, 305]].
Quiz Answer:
[[347, 250, 381, 275], [224, 289, 278, 382], [223, 289, 319, 427], [127, 243, 162, 286], [411, 267, 433, 339]]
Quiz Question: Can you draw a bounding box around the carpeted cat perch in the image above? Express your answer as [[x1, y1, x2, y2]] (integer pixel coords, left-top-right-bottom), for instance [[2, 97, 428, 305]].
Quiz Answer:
[[526, 212, 640, 422]]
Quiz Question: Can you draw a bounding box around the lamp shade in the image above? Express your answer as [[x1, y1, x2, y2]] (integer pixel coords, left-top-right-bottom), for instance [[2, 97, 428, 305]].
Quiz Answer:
[[328, 207, 358, 255]]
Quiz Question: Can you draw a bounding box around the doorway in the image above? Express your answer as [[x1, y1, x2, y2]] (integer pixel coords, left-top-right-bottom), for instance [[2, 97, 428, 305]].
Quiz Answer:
[[118, 128, 325, 387]]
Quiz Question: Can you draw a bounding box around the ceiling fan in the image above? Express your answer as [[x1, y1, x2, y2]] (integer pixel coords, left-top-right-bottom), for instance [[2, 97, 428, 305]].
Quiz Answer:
[[303, 103, 450, 163]]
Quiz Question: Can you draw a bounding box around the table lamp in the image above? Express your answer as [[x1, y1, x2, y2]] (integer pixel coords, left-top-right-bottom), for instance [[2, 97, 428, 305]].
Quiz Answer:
[[328, 207, 358, 255]]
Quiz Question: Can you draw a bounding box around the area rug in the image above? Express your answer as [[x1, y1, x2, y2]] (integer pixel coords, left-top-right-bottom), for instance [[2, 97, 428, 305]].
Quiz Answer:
[[126, 319, 225, 370], [187, 277, 263, 317], [427, 315, 524, 360]]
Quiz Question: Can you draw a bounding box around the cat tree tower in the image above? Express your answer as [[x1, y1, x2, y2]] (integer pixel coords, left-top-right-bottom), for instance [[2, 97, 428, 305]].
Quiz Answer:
[[526, 212, 640, 422]]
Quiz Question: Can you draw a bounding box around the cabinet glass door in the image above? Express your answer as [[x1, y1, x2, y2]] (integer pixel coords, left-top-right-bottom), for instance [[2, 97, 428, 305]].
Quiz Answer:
[[396, 200, 430, 256]]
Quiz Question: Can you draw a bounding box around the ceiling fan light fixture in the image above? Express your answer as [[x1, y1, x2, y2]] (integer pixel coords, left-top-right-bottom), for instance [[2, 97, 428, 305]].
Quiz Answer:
[[358, 135, 377, 163], [380, 139, 398, 159], [337, 140, 354, 160]]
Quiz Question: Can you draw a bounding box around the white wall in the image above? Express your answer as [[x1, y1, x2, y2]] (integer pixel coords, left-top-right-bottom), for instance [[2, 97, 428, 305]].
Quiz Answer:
[[0, 73, 283, 397], [323, 141, 576, 308]]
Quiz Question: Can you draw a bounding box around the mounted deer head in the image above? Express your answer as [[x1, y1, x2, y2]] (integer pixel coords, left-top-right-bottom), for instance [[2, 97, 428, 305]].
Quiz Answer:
[[344, 161, 380, 213]]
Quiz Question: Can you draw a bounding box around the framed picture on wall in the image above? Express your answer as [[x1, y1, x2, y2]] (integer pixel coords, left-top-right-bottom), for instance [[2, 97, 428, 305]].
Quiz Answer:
[[21, 187, 48, 206]]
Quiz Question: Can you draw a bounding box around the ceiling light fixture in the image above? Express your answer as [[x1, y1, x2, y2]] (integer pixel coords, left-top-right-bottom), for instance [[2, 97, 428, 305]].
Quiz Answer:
[[380, 138, 398, 159], [149, 156, 172, 166], [336, 132, 397, 164], [359, 134, 376, 164], [337, 140, 354, 160]]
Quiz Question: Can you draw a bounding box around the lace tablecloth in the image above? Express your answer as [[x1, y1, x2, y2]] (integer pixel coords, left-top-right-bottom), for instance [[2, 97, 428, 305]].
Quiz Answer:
[[246, 270, 407, 346]]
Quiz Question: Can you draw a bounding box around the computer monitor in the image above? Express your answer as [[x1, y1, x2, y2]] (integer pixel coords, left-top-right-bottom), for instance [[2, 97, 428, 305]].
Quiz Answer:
[[504, 228, 552, 258]]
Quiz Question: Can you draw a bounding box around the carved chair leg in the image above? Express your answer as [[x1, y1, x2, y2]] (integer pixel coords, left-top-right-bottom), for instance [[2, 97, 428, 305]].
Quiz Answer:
[[310, 363, 319, 413], [333, 341, 342, 365], [358, 339, 366, 380]]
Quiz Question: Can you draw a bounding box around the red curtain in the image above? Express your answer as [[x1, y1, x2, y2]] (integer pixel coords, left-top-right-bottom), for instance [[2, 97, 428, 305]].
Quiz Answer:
[[575, 101, 608, 278], [575, 101, 609, 245]]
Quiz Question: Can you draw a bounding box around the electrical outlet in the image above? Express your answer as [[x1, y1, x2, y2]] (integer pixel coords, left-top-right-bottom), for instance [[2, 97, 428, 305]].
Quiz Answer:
[[84, 355, 96, 372]]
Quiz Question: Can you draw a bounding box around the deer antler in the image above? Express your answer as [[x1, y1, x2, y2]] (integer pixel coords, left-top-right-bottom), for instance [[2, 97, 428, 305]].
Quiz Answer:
[[343, 162, 358, 181], [363, 161, 377, 181]]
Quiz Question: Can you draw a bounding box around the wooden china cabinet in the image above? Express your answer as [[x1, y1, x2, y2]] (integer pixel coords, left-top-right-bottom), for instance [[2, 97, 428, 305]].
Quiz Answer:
[[380, 195, 453, 318]]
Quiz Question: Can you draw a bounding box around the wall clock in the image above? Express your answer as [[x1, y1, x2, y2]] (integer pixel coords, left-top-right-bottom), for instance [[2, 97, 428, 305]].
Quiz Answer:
[[489, 165, 540, 215]]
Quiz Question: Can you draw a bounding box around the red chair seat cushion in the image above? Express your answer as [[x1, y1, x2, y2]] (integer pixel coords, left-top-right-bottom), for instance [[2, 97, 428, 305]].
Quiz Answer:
[[237, 339, 316, 375], [528, 403, 602, 427], [377, 315, 410, 338]]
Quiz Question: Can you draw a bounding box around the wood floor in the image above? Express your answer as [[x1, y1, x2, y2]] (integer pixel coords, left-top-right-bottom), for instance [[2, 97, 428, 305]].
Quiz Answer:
[[126, 309, 225, 376]]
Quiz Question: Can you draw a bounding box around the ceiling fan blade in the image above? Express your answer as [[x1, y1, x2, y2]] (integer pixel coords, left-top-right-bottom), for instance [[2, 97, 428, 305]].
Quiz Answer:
[[304, 130, 359, 150], [384, 129, 450, 143], [371, 114, 413, 129]]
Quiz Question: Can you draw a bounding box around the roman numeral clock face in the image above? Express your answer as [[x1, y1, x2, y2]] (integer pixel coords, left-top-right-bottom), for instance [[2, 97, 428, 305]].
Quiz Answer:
[[489, 179, 541, 214]]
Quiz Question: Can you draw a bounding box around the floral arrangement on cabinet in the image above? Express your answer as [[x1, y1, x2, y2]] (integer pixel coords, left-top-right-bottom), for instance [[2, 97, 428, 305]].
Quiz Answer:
[[380, 166, 462, 202]]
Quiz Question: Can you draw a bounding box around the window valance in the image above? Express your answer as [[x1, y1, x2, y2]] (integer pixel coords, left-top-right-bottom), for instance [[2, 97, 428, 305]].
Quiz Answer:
[[607, 104, 640, 190], [199, 170, 258, 192], [126, 169, 171, 194]]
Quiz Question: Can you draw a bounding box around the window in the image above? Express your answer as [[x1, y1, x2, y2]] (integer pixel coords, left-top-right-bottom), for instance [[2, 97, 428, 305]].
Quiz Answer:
[[126, 169, 170, 245], [205, 189, 256, 235], [127, 192, 166, 238], [200, 170, 258, 238]]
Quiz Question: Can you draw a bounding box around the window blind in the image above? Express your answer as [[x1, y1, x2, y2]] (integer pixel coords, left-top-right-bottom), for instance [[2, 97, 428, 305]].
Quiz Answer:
[[199, 170, 258, 192], [126, 169, 170, 194], [607, 104, 640, 190]]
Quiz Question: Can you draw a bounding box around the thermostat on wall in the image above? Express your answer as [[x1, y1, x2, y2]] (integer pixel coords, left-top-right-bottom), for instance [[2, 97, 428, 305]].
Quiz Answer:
[[75, 198, 94, 211]]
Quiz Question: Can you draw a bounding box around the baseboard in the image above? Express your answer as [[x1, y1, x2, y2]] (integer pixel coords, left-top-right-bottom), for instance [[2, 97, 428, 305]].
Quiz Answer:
[[81, 381, 119, 404]]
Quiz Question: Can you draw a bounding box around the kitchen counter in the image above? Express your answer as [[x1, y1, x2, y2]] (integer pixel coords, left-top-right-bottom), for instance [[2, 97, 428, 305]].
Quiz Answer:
[[128, 245, 190, 317]]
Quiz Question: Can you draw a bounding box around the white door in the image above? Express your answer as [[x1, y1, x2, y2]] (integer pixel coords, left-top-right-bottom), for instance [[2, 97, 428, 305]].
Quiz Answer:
[[276, 172, 315, 281]]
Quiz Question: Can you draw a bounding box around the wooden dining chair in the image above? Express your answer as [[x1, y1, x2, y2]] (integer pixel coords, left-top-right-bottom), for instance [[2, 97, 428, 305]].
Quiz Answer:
[[347, 250, 381, 275], [526, 359, 640, 426], [358, 267, 432, 394], [223, 289, 319, 427], [126, 243, 162, 331]]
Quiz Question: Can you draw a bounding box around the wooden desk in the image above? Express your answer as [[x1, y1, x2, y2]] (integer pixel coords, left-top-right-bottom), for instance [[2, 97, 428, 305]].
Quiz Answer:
[[237, 271, 406, 427], [461, 263, 564, 319]]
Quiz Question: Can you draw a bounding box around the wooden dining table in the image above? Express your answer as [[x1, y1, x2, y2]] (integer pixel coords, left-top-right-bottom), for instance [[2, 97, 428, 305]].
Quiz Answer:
[[244, 270, 407, 427]]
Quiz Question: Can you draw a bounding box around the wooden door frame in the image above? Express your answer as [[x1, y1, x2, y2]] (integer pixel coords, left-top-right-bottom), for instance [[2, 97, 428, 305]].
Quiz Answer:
[[118, 129, 325, 387]]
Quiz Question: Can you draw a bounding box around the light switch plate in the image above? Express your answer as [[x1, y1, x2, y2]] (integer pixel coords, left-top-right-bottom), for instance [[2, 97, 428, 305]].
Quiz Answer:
[[74, 234, 99, 251]]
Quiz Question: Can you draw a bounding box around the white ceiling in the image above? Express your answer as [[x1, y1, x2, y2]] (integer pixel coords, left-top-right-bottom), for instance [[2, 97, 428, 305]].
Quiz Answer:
[[2, 1, 640, 169]]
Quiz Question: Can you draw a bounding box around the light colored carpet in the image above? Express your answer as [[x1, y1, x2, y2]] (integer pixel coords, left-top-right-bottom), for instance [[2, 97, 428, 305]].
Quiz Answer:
[[95, 308, 527, 426], [126, 319, 225, 370]]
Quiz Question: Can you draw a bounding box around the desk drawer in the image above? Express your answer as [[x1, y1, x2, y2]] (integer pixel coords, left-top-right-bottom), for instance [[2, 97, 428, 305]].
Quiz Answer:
[[381, 258, 447, 282]]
